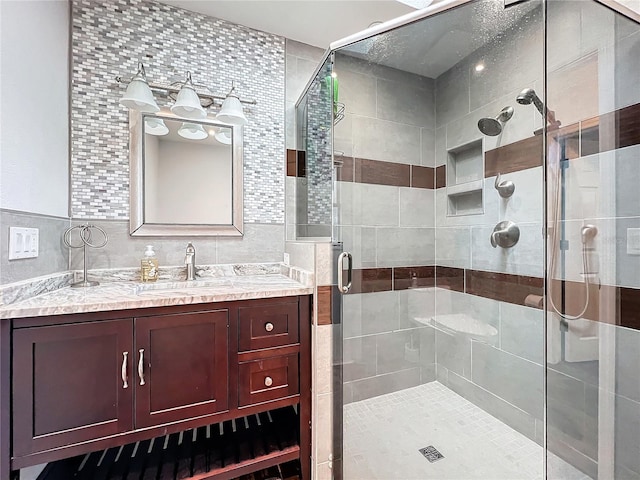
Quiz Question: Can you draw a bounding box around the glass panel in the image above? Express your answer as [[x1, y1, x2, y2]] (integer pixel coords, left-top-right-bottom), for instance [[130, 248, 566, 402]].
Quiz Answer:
[[546, 1, 640, 479], [332, 1, 545, 478], [295, 57, 334, 239]]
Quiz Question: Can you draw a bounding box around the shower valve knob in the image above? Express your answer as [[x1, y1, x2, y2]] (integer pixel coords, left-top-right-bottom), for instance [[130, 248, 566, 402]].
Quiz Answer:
[[495, 173, 515, 198], [491, 221, 520, 248]]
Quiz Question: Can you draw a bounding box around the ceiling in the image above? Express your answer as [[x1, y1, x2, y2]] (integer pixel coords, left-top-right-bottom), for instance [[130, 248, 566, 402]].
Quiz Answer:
[[157, 0, 418, 49]]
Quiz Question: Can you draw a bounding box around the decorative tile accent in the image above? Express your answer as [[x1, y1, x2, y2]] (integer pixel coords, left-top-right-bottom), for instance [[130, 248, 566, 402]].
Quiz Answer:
[[316, 285, 333, 325], [435, 165, 446, 189], [355, 158, 411, 187], [484, 135, 543, 178], [71, 0, 285, 223]]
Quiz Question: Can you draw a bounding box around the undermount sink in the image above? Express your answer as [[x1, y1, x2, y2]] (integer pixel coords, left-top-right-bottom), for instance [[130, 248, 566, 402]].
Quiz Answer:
[[135, 278, 229, 295]]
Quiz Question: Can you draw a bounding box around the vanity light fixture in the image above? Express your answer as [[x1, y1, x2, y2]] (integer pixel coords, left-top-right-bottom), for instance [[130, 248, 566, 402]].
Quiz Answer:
[[144, 117, 169, 135], [119, 62, 160, 113], [216, 81, 248, 126], [171, 72, 207, 119], [214, 128, 232, 145], [116, 63, 256, 124], [178, 122, 208, 140]]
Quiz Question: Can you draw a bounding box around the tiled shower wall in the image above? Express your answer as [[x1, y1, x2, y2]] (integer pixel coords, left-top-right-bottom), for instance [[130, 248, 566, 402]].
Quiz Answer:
[[334, 53, 438, 401], [69, 0, 286, 267]]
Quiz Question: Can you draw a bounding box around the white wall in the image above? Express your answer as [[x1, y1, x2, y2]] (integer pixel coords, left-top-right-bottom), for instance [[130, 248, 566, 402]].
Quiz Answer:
[[0, 0, 69, 217]]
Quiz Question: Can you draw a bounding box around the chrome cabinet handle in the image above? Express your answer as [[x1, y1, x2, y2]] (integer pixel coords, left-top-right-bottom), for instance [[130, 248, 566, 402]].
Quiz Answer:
[[265, 322, 274, 332], [138, 349, 145, 386], [121, 352, 128, 389], [264, 376, 273, 387], [337, 252, 353, 294]]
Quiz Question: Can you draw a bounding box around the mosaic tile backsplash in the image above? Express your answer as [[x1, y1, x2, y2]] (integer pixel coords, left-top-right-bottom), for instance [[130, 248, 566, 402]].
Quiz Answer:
[[71, 0, 285, 223]]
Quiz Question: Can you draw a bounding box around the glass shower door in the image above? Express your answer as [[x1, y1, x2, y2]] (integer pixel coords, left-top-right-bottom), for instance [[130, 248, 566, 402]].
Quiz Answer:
[[545, 2, 640, 478], [332, 1, 547, 478]]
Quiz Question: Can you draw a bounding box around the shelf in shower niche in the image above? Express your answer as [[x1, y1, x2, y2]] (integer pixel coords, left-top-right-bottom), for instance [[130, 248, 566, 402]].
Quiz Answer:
[[446, 139, 483, 187], [446, 140, 484, 217], [446, 179, 483, 197]]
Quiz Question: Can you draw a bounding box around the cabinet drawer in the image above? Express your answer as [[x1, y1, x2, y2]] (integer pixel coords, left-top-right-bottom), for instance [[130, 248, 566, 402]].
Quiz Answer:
[[238, 302, 299, 351], [238, 354, 299, 406]]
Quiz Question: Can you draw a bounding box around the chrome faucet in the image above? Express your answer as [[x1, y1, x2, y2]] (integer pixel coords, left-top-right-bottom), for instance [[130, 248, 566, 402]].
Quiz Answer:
[[185, 243, 196, 281]]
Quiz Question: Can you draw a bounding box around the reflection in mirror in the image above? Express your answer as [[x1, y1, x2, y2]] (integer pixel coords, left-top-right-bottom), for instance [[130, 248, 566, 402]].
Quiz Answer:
[[130, 109, 243, 236]]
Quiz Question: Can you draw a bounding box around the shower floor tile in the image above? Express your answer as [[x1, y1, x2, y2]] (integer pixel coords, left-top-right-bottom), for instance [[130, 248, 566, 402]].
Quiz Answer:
[[343, 381, 591, 480]]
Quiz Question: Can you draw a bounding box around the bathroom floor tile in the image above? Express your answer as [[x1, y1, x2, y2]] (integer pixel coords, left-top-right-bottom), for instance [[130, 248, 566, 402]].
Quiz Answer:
[[343, 382, 591, 480]]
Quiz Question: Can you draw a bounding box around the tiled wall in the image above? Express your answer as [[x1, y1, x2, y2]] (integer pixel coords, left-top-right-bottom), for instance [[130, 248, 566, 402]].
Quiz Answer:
[[331, 52, 438, 401], [71, 0, 284, 224], [284, 41, 326, 241], [67, 0, 287, 269]]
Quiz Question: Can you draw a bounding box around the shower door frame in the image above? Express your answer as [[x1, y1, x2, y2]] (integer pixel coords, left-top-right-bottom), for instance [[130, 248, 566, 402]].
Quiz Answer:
[[291, 0, 640, 478]]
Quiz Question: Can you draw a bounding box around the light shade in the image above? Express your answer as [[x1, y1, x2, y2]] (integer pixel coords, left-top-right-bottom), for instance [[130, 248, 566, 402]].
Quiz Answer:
[[214, 128, 232, 145], [119, 63, 159, 113], [216, 85, 247, 126], [144, 117, 169, 136], [178, 122, 208, 140], [171, 72, 206, 119]]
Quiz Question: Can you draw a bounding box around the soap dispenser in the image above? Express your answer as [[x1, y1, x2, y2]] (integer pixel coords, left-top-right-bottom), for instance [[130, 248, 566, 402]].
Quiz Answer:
[[141, 245, 159, 283]]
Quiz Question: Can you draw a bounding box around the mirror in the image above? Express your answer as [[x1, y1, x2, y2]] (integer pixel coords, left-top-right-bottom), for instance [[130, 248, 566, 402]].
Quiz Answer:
[[129, 108, 243, 236]]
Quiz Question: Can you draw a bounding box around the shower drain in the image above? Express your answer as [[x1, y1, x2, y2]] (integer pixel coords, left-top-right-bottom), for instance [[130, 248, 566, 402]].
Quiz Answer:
[[419, 446, 445, 463]]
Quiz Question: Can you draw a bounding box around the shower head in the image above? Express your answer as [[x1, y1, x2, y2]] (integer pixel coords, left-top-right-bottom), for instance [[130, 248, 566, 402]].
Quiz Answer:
[[477, 106, 514, 136], [516, 87, 561, 130], [516, 88, 544, 116]]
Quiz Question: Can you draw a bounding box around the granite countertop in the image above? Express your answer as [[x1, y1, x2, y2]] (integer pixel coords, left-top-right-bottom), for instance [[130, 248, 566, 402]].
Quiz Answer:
[[0, 264, 313, 320]]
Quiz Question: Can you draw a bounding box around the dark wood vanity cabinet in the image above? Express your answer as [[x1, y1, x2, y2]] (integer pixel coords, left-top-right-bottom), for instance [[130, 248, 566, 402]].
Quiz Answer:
[[3, 295, 311, 480]]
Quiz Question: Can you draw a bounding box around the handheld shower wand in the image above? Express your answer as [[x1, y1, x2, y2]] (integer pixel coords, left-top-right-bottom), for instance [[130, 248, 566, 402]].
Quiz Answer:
[[516, 88, 561, 129]]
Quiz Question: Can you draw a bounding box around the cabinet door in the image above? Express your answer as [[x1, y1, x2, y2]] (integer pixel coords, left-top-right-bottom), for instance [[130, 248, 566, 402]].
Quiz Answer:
[[13, 319, 133, 458], [135, 310, 229, 428]]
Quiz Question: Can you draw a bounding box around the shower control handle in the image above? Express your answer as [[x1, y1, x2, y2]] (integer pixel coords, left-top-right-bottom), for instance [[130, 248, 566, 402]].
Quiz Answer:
[[491, 221, 520, 248], [495, 173, 515, 198], [337, 252, 353, 294]]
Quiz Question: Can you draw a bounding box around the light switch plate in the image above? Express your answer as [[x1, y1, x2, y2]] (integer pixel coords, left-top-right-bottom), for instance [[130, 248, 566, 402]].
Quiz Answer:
[[8, 227, 39, 260], [627, 228, 640, 255], [283, 253, 290, 266]]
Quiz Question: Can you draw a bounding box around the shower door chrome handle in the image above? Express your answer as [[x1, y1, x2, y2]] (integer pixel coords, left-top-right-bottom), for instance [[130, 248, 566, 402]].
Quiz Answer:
[[337, 252, 353, 294]]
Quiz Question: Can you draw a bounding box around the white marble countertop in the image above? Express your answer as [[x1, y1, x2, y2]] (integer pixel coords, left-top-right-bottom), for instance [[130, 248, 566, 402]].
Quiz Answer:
[[0, 270, 313, 320]]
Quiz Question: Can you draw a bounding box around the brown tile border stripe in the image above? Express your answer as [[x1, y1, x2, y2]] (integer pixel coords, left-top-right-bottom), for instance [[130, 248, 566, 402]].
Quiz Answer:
[[285, 149, 307, 177], [466, 269, 543, 305], [435, 165, 446, 189], [411, 166, 434, 189], [485, 135, 543, 178], [331, 264, 640, 331], [316, 285, 333, 326], [355, 158, 410, 187]]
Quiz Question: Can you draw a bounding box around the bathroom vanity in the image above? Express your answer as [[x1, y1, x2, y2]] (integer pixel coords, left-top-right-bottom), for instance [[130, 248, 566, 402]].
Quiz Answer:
[[0, 271, 312, 480]]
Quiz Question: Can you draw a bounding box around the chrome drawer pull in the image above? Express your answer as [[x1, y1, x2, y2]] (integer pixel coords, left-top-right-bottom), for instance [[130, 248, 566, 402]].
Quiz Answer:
[[138, 349, 146, 386], [264, 376, 273, 387], [121, 351, 128, 389], [265, 322, 274, 332]]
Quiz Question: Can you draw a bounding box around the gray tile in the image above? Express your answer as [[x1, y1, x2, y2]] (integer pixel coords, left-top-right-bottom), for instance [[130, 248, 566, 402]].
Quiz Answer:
[[216, 223, 285, 264], [376, 77, 435, 128], [343, 336, 377, 382], [471, 341, 544, 418], [351, 116, 421, 164], [499, 302, 544, 364], [336, 67, 377, 118], [354, 183, 400, 227], [421, 128, 436, 167], [446, 371, 537, 442], [376, 329, 429, 375], [347, 367, 422, 403], [615, 325, 640, 403], [435, 227, 470, 269], [435, 330, 472, 379], [399, 188, 434, 228], [1, 210, 70, 284], [615, 145, 640, 218], [435, 62, 469, 128], [285, 39, 324, 62], [375, 227, 435, 267], [615, 394, 640, 477], [343, 291, 399, 338]]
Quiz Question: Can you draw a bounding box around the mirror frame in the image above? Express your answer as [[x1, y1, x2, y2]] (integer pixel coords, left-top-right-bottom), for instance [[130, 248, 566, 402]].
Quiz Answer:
[[129, 108, 244, 237]]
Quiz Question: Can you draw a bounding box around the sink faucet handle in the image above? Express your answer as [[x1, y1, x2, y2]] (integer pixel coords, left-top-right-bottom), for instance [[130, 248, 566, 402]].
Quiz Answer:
[[186, 242, 195, 254]]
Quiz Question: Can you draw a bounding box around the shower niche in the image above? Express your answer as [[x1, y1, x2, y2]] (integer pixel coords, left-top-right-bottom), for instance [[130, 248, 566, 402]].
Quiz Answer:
[[446, 139, 484, 216]]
